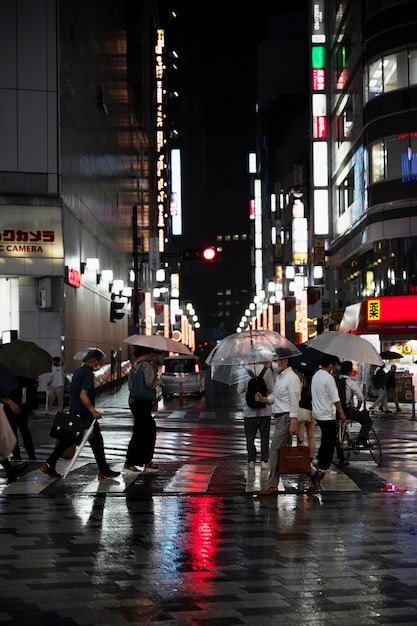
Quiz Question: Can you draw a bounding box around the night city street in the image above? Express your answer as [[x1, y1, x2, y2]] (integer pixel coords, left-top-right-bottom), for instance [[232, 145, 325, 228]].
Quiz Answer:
[[2, 382, 417, 625]]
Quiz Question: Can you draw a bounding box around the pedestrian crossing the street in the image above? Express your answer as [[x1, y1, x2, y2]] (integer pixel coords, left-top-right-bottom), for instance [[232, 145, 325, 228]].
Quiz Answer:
[[2, 409, 417, 496]]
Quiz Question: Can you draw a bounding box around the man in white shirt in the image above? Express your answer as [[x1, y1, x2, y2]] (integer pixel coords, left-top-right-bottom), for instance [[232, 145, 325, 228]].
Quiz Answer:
[[255, 353, 301, 496], [309, 353, 347, 492]]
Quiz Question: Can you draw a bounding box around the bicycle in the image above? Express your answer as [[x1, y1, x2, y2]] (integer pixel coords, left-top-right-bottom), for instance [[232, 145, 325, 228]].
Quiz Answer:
[[336, 419, 382, 466]]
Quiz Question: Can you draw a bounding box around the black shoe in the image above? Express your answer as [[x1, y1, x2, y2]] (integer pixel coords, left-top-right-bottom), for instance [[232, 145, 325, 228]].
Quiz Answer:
[[6, 463, 28, 484], [356, 438, 370, 448], [98, 469, 121, 479], [11, 454, 21, 461], [396, 408, 402, 412]]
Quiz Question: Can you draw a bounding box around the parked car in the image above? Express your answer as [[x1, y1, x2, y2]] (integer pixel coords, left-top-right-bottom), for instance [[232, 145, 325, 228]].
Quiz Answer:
[[161, 355, 205, 398]]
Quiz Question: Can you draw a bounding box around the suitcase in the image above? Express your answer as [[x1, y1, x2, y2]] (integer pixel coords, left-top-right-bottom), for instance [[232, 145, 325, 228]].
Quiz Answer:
[[278, 443, 311, 475], [49, 411, 90, 445]]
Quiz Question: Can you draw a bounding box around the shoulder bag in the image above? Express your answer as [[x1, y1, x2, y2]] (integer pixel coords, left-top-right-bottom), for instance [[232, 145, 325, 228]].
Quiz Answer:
[[129, 362, 157, 402]]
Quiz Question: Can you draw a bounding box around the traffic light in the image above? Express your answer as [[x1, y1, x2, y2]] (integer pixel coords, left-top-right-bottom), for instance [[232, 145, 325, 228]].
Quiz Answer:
[[181, 247, 217, 261], [110, 299, 125, 323]]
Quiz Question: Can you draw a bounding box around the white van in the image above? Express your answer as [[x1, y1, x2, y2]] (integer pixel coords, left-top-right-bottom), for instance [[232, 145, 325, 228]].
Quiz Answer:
[[161, 356, 205, 398]]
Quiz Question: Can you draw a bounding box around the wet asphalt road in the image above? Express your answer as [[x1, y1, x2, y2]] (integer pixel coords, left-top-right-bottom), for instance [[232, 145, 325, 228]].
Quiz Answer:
[[2, 383, 417, 624]]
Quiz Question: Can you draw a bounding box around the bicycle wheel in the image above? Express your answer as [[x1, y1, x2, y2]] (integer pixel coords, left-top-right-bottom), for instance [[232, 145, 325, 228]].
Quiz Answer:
[[337, 422, 352, 462], [367, 428, 382, 466]]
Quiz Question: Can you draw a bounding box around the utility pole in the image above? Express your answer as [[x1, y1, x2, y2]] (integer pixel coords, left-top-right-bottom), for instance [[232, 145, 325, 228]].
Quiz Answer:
[[132, 204, 140, 332]]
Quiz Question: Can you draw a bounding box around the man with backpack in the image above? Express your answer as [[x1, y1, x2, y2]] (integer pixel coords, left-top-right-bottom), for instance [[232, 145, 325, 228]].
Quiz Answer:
[[237, 362, 275, 471], [336, 360, 373, 464], [254, 353, 301, 496]]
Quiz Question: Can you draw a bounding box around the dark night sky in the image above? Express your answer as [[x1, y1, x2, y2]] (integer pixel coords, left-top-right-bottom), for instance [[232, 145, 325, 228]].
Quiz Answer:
[[159, 1, 309, 335]]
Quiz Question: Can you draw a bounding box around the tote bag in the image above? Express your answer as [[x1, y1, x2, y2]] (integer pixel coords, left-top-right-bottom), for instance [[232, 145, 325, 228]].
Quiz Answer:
[[129, 362, 156, 402], [0, 405, 17, 460]]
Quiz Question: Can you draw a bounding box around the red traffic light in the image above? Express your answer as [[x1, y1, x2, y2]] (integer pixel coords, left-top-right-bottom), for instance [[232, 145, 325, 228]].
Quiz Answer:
[[201, 247, 216, 261], [181, 247, 217, 261]]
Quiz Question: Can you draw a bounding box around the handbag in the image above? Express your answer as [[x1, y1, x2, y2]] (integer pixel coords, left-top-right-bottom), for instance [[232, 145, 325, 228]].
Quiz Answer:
[[0, 405, 17, 460], [49, 411, 90, 445], [278, 439, 311, 475], [129, 362, 157, 402]]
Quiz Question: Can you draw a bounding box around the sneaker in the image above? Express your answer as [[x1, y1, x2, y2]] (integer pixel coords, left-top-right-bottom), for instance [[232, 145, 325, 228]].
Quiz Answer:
[[98, 469, 121, 479], [260, 461, 270, 470], [144, 463, 159, 473], [248, 461, 255, 469], [257, 485, 278, 496], [40, 463, 61, 479]]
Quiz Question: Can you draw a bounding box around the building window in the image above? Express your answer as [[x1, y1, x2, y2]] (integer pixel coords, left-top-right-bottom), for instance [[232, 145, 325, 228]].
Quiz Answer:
[[370, 141, 386, 183]]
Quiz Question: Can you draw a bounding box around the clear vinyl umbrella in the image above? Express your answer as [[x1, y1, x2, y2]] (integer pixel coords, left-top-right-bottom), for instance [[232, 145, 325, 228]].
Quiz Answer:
[[206, 329, 301, 385]]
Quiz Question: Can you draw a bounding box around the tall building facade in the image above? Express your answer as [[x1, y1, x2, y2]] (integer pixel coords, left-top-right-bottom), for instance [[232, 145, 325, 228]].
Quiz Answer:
[[312, 0, 417, 314], [0, 0, 163, 382]]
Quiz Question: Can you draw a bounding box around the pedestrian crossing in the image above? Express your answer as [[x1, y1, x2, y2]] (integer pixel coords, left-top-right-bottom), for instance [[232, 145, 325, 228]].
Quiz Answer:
[[2, 410, 417, 495]]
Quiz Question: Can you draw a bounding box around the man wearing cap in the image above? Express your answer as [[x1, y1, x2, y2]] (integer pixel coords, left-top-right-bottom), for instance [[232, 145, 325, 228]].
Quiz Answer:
[[41, 349, 120, 480], [255, 353, 301, 496]]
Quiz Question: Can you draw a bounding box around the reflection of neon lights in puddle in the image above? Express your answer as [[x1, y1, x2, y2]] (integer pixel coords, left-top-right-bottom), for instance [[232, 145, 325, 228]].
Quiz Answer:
[[381, 482, 412, 493]]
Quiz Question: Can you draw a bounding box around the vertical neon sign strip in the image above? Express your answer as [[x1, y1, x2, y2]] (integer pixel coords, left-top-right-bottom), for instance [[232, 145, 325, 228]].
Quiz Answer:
[[155, 29, 167, 251]]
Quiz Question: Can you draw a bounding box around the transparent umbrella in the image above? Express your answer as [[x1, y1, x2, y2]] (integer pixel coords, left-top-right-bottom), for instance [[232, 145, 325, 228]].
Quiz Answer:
[[205, 329, 301, 385]]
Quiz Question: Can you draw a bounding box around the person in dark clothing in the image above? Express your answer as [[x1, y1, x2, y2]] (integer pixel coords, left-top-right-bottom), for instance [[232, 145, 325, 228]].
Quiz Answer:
[[386, 364, 401, 412], [124, 346, 163, 473], [2, 377, 37, 460], [41, 349, 120, 480]]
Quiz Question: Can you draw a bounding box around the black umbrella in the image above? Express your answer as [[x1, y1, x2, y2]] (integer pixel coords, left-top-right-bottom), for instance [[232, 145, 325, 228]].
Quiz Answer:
[[0, 362, 20, 397], [292, 344, 325, 374], [380, 351, 403, 360]]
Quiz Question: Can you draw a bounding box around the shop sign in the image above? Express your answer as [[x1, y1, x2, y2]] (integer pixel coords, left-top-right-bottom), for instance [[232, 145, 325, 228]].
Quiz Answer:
[[0, 206, 64, 259], [367, 296, 417, 324]]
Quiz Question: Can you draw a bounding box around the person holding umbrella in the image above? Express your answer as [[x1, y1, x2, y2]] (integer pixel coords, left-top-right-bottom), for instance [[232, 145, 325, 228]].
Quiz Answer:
[[255, 352, 302, 496], [41, 349, 120, 480], [124, 345, 163, 473]]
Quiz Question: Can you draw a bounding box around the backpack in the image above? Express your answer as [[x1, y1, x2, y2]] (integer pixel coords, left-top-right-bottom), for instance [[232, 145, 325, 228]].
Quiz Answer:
[[245, 366, 268, 408], [336, 376, 348, 411]]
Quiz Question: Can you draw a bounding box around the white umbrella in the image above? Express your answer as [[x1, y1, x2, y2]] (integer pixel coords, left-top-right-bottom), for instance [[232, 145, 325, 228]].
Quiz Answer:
[[123, 334, 191, 355], [305, 331, 383, 366], [62, 420, 96, 479]]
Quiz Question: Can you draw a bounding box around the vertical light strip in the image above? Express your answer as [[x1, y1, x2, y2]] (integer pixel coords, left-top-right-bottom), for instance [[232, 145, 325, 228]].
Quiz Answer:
[[254, 178, 263, 293], [170, 148, 182, 235], [310, 0, 329, 239]]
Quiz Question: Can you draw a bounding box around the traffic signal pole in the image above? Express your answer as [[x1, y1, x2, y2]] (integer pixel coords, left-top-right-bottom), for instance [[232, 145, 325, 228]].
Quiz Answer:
[[132, 204, 140, 333]]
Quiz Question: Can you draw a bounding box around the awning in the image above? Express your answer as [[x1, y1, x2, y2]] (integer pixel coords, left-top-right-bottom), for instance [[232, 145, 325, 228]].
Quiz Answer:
[[339, 296, 417, 335]]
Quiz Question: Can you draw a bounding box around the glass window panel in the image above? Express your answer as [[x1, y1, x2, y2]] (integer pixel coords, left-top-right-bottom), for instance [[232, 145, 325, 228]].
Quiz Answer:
[[371, 141, 385, 183], [386, 136, 407, 180], [368, 58, 383, 99], [409, 49, 417, 86], [384, 50, 408, 92]]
